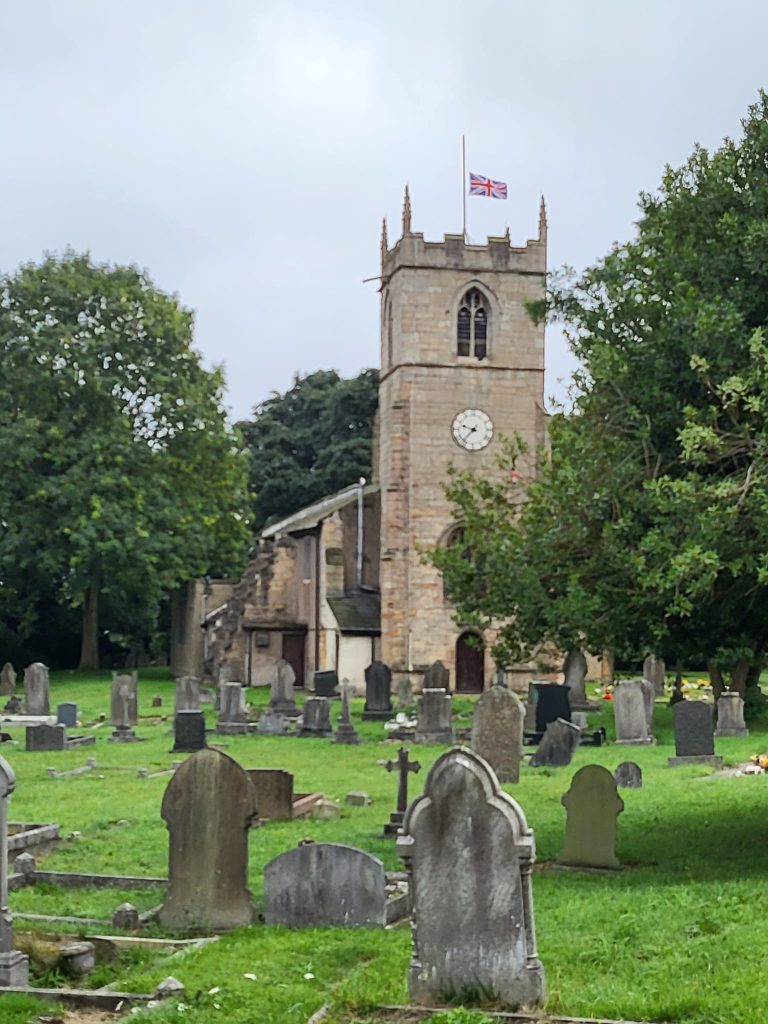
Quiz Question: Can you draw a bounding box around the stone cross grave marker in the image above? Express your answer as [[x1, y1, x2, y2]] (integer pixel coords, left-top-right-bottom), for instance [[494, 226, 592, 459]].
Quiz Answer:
[[299, 696, 333, 737], [669, 701, 723, 767], [216, 683, 249, 735], [558, 765, 624, 870], [397, 747, 545, 1009], [158, 748, 257, 931], [0, 756, 29, 985], [613, 680, 653, 744], [381, 746, 421, 835], [715, 692, 749, 738], [643, 655, 666, 696], [415, 688, 455, 744], [174, 676, 200, 713], [269, 659, 298, 717], [363, 661, 393, 720], [471, 683, 524, 783], [56, 702, 77, 728], [0, 665, 15, 697], [333, 683, 360, 745], [172, 710, 207, 753], [110, 672, 138, 741], [562, 650, 588, 707], [24, 663, 49, 716], [614, 761, 643, 788], [423, 660, 449, 690], [530, 718, 581, 767]]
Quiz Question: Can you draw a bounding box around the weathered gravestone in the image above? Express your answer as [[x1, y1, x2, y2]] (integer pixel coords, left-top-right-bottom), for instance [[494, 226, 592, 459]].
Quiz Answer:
[[56, 702, 78, 728], [558, 765, 624, 870], [264, 843, 391, 927], [172, 711, 207, 753], [643, 654, 666, 696], [381, 746, 421, 836], [614, 761, 643, 789], [0, 756, 29, 985], [247, 769, 294, 820], [613, 680, 653, 744], [269, 659, 298, 717], [216, 683, 249, 735], [639, 677, 655, 732], [525, 682, 571, 742], [24, 663, 50, 716], [423, 660, 449, 690], [530, 718, 581, 768], [174, 676, 200, 713], [397, 747, 545, 1008], [158, 748, 257, 931], [257, 709, 289, 736], [333, 685, 360, 745], [715, 692, 749, 738], [299, 697, 333, 737], [110, 672, 138, 742], [0, 665, 15, 697], [396, 675, 413, 708], [669, 701, 723, 767], [562, 650, 589, 708], [471, 683, 524, 783], [415, 688, 455, 745], [313, 670, 339, 698], [26, 724, 68, 751], [363, 661, 393, 720]]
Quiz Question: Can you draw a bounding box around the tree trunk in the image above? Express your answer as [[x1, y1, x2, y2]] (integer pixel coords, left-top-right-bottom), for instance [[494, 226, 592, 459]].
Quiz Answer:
[[729, 658, 751, 698], [78, 566, 100, 671], [708, 660, 724, 702]]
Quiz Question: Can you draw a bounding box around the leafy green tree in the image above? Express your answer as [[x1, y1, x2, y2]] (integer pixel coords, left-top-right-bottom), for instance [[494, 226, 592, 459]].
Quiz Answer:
[[0, 251, 250, 669], [239, 369, 379, 533], [433, 94, 768, 700]]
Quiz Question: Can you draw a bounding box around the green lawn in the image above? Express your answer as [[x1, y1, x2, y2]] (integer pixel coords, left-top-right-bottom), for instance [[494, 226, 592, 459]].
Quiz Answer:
[[1, 670, 767, 1023]]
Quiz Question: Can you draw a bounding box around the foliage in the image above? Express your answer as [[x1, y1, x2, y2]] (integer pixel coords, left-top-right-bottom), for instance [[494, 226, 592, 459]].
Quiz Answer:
[[433, 93, 768, 688], [0, 251, 250, 668], [239, 369, 378, 533]]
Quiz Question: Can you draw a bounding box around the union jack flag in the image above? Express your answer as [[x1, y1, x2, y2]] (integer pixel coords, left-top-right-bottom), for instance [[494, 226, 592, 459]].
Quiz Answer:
[[468, 171, 507, 199]]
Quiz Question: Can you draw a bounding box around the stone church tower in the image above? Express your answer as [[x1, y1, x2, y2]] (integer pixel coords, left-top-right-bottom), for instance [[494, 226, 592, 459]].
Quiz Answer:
[[377, 188, 548, 692]]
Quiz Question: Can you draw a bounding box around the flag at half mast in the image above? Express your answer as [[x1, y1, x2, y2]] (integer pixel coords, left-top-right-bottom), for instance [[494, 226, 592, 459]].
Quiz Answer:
[[468, 171, 507, 199]]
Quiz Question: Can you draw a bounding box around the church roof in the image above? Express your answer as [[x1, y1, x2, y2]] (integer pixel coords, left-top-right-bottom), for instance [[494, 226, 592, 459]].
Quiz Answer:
[[326, 590, 381, 634], [261, 482, 379, 539]]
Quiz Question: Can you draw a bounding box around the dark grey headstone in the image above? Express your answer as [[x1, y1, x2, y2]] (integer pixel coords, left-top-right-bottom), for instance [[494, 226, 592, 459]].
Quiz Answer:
[[397, 747, 545, 1008], [423, 660, 449, 690], [24, 663, 50, 716], [247, 769, 294, 820], [529, 682, 571, 738], [264, 843, 387, 927], [299, 697, 333, 737], [669, 701, 722, 767], [158, 749, 257, 931], [363, 661, 393, 720], [614, 762, 643, 789], [530, 718, 581, 767], [415, 689, 455, 745], [313, 671, 339, 698], [26, 724, 67, 751], [56, 703, 78, 728], [172, 711, 207, 753]]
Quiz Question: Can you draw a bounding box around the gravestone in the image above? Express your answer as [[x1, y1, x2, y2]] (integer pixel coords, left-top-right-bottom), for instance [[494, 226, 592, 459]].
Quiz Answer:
[[0, 665, 15, 697], [398, 747, 545, 1009], [471, 684, 524, 783], [363, 661, 393, 720], [614, 762, 643, 789], [0, 756, 29, 985], [381, 746, 421, 836], [613, 680, 653, 744], [247, 769, 294, 820], [313, 670, 339, 698], [643, 655, 666, 696], [216, 683, 249, 735], [158, 748, 257, 931], [264, 843, 388, 927], [415, 688, 455, 744], [172, 711, 207, 753], [257, 709, 289, 735], [396, 676, 413, 708], [26, 724, 68, 751], [299, 697, 333, 737], [669, 701, 723, 767], [110, 671, 138, 742], [174, 676, 200, 713], [715, 693, 749, 738], [639, 678, 655, 731], [56, 703, 78, 728], [333, 685, 360, 745], [24, 663, 50, 716], [423, 660, 449, 690], [530, 718, 581, 767], [562, 650, 588, 708], [557, 765, 624, 869], [525, 682, 571, 741], [269, 659, 298, 717]]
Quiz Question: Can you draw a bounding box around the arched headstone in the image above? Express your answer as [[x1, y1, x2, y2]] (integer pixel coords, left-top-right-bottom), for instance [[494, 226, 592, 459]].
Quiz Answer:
[[398, 747, 545, 1009], [0, 756, 29, 984], [471, 684, 524, 783], [643, 654, 666, 695], [423, 660, 449, 690], [614, 761, 643, 789], [562, 650, 588, 707], [363, 661, 393, 720], [24, 663, 49, 716], [558, 765, 624, 869], [269, 659, 298, 717], [0, 665, 16, 697], [613, 680, 653, 744]]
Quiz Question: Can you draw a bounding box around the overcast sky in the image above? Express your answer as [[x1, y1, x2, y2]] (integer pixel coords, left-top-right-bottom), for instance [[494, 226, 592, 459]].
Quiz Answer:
[[2, 1, 766, 420]]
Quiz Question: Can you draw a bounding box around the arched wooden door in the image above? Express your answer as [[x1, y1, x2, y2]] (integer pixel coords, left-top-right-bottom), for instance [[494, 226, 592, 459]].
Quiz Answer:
[[456, 632, 484, 693]]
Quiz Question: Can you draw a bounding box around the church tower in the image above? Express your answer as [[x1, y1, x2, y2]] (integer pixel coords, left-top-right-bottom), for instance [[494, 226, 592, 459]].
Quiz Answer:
[[377, 188, 548, 692]]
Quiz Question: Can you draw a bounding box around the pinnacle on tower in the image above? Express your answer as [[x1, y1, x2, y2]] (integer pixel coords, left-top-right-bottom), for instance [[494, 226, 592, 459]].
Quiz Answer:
[[538, 195, 547, 241], [402, 185, 412, 235], [381, 217, 389, 258]]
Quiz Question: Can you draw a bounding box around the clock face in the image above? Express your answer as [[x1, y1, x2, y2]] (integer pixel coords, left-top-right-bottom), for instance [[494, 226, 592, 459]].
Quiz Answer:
[[451, 408, 493, 452]]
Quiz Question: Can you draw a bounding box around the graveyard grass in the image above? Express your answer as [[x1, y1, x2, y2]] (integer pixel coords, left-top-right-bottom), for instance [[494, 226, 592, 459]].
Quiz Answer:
[[3, 672, 768, 1023]]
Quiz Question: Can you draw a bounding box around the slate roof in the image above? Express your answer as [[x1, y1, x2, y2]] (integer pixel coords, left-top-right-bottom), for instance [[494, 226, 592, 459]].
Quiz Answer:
[[261, 482, 380, 539], [326, 590, 381, 634]]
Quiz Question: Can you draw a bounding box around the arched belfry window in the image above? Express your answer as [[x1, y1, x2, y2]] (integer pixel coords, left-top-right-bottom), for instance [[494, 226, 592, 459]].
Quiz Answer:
[[457, 288, 488, 359]]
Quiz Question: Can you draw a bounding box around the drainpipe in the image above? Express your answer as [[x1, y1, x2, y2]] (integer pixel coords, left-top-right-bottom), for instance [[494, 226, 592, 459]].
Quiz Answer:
[[357, 477, 366, 587]]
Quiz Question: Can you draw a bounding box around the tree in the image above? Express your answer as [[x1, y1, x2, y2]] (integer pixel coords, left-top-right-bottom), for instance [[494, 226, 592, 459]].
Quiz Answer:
[[239, 369, 379, 534], [0, 251, 250, 669], [432, 94, 768, 702]]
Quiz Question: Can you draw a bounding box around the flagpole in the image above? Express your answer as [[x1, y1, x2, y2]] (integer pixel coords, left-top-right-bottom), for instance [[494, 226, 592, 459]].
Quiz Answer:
[[462, 135, 467, 241]]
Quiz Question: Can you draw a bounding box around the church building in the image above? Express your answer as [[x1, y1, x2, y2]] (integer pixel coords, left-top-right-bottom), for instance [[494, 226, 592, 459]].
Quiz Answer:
[[170, 189, 548, 693]]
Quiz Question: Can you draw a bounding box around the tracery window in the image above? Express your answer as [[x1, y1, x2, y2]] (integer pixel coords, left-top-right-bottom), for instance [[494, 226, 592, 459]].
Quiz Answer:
[[457, 288, 488, 359]]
